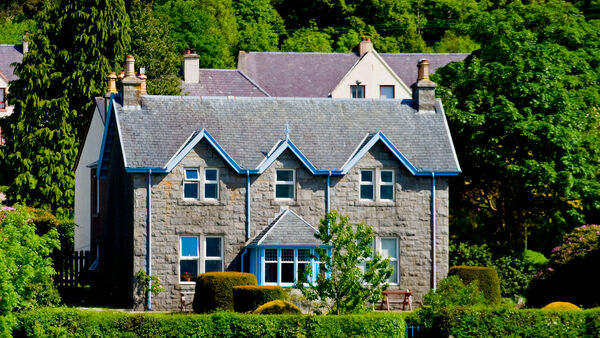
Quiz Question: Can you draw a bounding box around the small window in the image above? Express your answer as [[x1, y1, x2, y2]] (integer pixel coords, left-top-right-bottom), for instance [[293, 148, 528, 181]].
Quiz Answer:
[[357, 240, 374, 273], [360, 170, 374, 200], [281, 249, 294, 284], [351, 85, 365, 98], [204, 168, 219, 200], [265, 248, 278, 283], [183, 168, 199, 199], [204, 236, 223, 272], [275, 169, 295, 199], [380, 238, 398, 284], [180, 236, 199, 282], [297, 249, 310, 281], [380, 85, 394, 99], [380, 170, 394, 200], [0, 88, 6, 109]]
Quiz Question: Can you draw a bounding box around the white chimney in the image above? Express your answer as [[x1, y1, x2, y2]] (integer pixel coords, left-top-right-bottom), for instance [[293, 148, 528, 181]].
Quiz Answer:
[[183, 49, 200, 83], [359, 37, 373, 56]]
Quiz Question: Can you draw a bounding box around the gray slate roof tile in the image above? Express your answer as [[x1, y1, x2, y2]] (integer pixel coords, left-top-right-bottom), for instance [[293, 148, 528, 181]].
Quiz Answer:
[[182, 69, 268, 97], [0, 44, 23, 82], [115, 96, 460, 173], [250, 209, 321, 246]]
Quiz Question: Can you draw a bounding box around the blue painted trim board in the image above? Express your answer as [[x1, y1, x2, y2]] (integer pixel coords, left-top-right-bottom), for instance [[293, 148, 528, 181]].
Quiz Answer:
[[147, 169, 152, 310], [431, 173, 436, 290]]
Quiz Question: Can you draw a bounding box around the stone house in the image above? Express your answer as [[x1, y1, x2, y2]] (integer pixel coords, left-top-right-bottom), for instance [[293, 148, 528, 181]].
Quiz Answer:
[[87, 54, 460, 311]]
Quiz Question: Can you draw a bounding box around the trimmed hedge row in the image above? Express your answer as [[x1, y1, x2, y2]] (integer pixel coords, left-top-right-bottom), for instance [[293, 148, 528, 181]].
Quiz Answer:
[[193, 272, 257, 313], [448, 266, 501, 304], [407, 307, 600, 337], [13, 308, 407, 337]]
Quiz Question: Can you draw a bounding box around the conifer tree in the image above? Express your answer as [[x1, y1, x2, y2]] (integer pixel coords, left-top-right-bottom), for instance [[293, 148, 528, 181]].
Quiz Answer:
[[0, 0, 130, 209]]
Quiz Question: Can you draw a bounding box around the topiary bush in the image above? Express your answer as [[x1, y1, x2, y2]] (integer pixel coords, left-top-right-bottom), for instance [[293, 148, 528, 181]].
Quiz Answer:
[[423, 275, 487, 308], [253, 300, 301, 314], [193, 272, 257, 313], [542, 302, 581, 311], [448, 266, 501, 304], [233, 285, 285, 313]]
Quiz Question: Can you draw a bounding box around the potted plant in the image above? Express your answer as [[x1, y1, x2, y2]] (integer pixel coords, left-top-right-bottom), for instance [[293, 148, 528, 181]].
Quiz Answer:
[[182, 271, 193, 282]]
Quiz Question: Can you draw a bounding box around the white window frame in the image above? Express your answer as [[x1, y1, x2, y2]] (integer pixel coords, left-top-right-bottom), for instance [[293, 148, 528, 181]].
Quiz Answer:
[[183, 168, 199, 199], [275, 169, 295, 200], [263, 247, 317, 286], [203, 168, 219, 200], [379, 237, 399, 285], [379, 169, 395, 201], [360, 169, 375, 200], [204, 236, 224, 272], [179, 236, 199, 284]]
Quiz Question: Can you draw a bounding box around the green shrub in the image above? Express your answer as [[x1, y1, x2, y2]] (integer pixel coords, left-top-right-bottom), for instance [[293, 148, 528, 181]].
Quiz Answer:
[[253, 300, 302, 314], [192, 272, 257, 313], [233, 285, 285, 313], [448, 266, 501, 304], [13, 307, 407, 337], [524, 249, 549, 267], [449, 241, 494, 267], [424, 275, 487, 308], [0, 205, 60, 335]]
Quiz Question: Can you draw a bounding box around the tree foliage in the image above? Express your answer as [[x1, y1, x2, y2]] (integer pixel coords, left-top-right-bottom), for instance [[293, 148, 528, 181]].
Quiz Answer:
[[0, 205, 60, 335], [233, 0, 285, 52], [130, 0, 181, 95], [436, 0, 600, 252], [0, 0, 130, 209], [295, 211, 392, 315]]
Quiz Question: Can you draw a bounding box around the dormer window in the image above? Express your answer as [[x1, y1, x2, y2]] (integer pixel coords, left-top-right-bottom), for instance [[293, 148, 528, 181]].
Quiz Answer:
[[351, 85, 365, 98]]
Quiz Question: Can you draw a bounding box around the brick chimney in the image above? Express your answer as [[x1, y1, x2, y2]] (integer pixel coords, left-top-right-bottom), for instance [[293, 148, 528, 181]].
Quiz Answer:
[[359, 37, 373, 56], [104, 72, 117, 113], [413, 59, 437, 112], [238, 50, 247, 74], [121, 55, 142, 108], [22, 31, 28, 54], [183, 49, 200, 83]]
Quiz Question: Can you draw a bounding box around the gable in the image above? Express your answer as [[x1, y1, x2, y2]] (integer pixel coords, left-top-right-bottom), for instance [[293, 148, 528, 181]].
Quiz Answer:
[[249, 209, 321, 246], [331, 51, 412, 99]]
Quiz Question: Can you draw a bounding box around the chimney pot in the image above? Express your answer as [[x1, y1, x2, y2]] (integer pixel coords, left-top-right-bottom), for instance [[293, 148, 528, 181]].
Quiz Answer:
[[138, 74, 147, 95], [125, 55, 136, 78], [118, 71, 125, 80], [121, 55, 142, 108], [107, 72, 118, 94]]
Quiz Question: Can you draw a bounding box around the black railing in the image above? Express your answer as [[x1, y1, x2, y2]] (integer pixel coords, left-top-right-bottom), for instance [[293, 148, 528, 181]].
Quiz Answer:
[[53, 250, 90, 287]]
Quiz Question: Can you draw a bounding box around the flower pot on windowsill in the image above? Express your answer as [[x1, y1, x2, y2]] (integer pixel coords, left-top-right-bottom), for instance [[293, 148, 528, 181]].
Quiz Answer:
[[183, 277, 191, 282]]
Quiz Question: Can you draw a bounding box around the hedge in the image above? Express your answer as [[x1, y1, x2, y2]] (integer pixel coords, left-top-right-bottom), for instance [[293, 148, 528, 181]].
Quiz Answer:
[[407, 307, 600, 337], [233, 285, 285, 313], [253, 300, 301, 314], [13, 307, 407, 337], [193, 272, 257, 313], [448, 266, 501, 304]]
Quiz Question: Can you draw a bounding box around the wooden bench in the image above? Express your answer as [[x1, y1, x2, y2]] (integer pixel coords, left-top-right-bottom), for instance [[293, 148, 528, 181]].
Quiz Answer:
[[379, 290, 412, 311]]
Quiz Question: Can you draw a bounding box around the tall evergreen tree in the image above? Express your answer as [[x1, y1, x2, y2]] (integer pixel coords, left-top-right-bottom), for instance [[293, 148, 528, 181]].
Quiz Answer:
[[130, 0, 181, 95], [1, 0, 130, 209]]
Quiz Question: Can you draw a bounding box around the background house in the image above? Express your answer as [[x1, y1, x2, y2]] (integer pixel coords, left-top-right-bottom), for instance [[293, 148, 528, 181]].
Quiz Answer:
[[80, 55, 460, 311], [0, 34, 26, 145]]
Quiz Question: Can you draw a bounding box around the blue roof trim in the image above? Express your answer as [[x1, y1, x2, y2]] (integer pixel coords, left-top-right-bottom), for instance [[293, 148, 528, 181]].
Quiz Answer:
[[162, 129, 245, 173], [341, 131, 461, 176], [256, 139, 324, 174], [96, 95, 114, 179]]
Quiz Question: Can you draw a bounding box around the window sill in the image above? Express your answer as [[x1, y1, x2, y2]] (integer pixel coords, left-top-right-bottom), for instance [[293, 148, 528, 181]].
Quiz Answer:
[[179, 281, 196, 285], [178, 199, 223, 206], [356, 200, 395, 206]]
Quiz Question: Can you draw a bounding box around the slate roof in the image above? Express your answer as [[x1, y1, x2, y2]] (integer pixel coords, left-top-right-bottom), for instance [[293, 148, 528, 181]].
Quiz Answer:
[[182, 69, 268, 97], [0, 44, 23, 82], [114, 95, 460, 173], [249, 209, 321, 246], [239, 52, 468, 97]]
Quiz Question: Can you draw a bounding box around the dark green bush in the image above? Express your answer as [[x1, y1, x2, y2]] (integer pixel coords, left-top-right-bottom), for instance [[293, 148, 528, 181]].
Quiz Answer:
[[448, 266, 501, 304], [193, 272, 257, 313], [233, 285, 285, 313], [13, 307, 407, 337], [424, 275, 487, 308], [253, 300, 301, 314]]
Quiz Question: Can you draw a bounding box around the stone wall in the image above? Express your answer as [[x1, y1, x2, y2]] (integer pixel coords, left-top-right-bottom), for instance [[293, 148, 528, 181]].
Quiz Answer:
[[130, 141, 448, 310]]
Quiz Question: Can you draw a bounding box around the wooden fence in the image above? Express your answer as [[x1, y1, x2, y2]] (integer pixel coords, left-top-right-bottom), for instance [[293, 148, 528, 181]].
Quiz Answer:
[[53, 250, 90, 288]]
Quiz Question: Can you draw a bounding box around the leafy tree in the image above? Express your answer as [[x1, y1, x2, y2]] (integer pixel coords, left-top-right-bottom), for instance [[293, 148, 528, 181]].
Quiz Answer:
[[0, 17, 35, 44], [432, 30, 479, 53], [0, 205, 60, 335], [233, 0, 285, 52], [436, 0, 600, 252], [282, 24, 333, 52], [295, 211, 392, 315], [130, 0, 181, 95], [1, 0, 130, 209], [155, 0, 237, 68]]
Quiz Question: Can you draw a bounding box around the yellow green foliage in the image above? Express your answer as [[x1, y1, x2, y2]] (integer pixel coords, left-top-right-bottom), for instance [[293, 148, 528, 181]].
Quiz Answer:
[[253, 300, 301, 314], [192, 272, 257, 313], [233, 285, 285, 313], [542, 302, 581, 311]]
